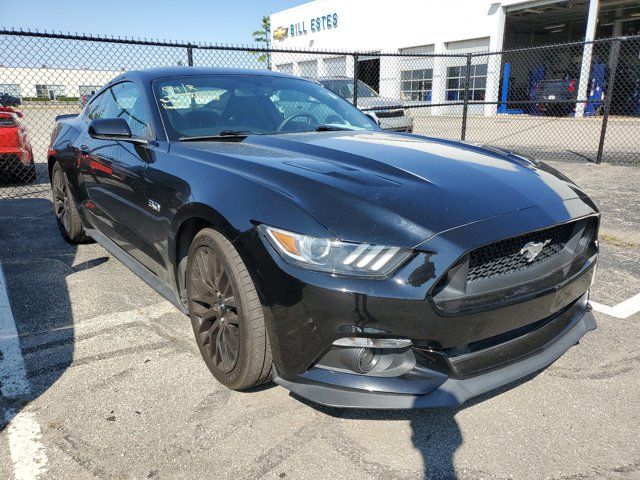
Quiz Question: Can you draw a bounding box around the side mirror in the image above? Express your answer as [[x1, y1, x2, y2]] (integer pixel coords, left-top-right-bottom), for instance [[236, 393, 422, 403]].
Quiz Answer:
[[88, 118, 147, 145]]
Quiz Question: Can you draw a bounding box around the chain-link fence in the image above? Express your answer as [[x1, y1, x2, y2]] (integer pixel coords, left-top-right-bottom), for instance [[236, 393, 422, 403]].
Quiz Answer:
[[1, 29, 639, 200]]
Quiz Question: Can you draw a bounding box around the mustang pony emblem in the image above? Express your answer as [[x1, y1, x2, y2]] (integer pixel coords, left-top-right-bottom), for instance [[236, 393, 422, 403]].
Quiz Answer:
[[273, 26, 289, 41], [519, 239, 551, 262]]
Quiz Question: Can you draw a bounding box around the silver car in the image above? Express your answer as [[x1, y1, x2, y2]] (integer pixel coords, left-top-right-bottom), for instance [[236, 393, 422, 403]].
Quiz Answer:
[[318, 77, 413, 133]]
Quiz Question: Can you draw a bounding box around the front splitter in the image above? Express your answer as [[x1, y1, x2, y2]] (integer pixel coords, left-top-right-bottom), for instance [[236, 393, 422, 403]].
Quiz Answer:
[[273, 311, 596, 409]]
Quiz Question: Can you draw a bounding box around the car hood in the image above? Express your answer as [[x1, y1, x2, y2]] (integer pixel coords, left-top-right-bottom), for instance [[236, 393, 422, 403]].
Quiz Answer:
[[172, 131, 588, 247]]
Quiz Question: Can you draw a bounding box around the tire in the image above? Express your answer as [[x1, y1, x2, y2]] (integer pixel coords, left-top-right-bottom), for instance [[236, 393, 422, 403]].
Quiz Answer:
[[51, 161, 87, 243], [186, 228, 272, 390]]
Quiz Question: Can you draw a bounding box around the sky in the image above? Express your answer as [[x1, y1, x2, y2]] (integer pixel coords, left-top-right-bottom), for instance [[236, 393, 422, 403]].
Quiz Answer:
[[0, 0, 308, 45]]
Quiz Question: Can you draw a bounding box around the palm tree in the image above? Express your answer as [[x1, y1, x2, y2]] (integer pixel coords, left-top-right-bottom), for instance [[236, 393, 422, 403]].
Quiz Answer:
[[252, 15, 271, 69]]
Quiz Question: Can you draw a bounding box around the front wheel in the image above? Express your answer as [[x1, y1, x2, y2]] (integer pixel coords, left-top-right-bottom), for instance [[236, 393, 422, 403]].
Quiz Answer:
[[186, 228, 272, 390]]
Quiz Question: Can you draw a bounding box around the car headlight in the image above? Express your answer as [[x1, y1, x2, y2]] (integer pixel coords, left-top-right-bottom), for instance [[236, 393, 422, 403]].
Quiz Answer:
[[259, 225, 412, 277]]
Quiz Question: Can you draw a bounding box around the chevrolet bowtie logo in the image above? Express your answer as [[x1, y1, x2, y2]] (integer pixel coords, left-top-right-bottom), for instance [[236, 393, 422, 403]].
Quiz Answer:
[[273, 26, 288, 41], [519, 239, 551, 262]]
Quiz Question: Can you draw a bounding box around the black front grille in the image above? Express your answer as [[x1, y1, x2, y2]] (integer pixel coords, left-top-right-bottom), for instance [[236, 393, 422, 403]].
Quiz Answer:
[[375, 109, 404, 118], [467, 222, 575, 282]]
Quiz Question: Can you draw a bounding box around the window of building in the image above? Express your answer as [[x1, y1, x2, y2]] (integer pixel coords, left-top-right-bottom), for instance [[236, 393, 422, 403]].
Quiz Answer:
[[446, 64, 487, 101], [401, 69, 433, 101], [35, 84, 66, 100], [276, 63, 293, 75], [299, 60, 318, 79]]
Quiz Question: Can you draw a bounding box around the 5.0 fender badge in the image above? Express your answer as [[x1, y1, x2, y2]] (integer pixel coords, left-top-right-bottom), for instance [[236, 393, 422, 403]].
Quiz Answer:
[[147, 199, 161, 212]]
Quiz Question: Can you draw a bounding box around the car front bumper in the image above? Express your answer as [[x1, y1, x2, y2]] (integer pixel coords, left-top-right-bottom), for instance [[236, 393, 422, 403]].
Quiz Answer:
[[236, 196, 599, 409], [0, 146, 33, 166], [272, 298, 596, 409], [378, 115, 413, 132]]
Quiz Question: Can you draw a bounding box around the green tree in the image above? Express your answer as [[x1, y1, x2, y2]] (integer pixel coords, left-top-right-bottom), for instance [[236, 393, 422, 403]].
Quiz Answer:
[[252, 15, 271, 68]]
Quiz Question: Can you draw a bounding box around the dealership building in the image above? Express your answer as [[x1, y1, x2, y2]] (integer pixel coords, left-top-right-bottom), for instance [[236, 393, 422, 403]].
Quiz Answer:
[[270, 0, 640, 116], [0, 67, 122, 100]]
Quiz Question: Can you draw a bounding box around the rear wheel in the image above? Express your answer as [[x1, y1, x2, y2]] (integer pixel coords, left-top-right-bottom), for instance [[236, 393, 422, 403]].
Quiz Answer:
[[186, 228, 272, 390], [51, 161, 87, 243]]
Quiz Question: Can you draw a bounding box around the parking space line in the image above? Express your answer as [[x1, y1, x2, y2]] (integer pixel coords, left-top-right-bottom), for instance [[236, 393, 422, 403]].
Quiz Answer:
[[0, 265, 31, 398], [4, 410, 48, 480], [0, 262, 48, 480], [590, 293, 640, 319]]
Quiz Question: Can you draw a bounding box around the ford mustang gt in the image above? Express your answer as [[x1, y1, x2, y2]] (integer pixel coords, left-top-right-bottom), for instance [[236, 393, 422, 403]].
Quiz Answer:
[[48, 67, 599, 409]]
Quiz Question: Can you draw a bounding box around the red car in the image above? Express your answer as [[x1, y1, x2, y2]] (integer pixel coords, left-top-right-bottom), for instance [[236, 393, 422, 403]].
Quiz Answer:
[[0, 106, 35, 183]]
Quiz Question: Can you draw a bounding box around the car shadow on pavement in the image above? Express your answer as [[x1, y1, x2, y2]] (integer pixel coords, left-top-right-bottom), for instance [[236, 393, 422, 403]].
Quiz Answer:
[[0, 197, 104, 431], [297, 371, 540, 479]]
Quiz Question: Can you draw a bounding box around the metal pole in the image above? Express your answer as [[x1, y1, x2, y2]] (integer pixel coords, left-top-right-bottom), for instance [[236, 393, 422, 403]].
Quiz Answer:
[[461, 53, 472, 141], [576, 0, 600, 117], [353, 53, 359, 107], [596, 38, 621, 164], [187, 46, 194, 66]]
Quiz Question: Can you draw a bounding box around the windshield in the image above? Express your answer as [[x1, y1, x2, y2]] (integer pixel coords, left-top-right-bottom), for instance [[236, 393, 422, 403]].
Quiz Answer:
[[319, 79, 378, 99], [154, 74, 379, 140]]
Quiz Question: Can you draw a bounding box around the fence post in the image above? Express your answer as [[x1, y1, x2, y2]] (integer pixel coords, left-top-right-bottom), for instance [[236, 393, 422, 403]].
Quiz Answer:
[[596, 38, 621, 164], [353, 53, 359, 107], [460, 53, 472, 141], [187, 46, 194, 66]]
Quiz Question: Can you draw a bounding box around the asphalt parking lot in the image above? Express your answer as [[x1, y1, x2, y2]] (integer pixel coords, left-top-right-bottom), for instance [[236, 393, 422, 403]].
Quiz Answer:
[[1, 159, 639, 478]]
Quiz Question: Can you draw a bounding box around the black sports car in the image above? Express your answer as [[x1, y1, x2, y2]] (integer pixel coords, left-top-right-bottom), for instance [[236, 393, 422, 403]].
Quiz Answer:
[[48, 67, 599, 409], [534, 77, 578, 116]]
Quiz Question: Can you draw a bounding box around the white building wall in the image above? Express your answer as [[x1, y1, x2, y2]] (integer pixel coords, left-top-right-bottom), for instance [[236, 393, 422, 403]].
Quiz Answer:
[[270, 0, 528, 52], [0, 67, 122, 98], [270, 0, 537, 116]]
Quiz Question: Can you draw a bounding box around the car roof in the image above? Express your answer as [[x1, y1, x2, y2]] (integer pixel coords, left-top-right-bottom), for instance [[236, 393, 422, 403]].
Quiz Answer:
[[110, 66, 303, 85]]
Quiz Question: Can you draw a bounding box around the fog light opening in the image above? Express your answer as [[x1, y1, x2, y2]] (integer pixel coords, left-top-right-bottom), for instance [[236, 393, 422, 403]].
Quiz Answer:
[[351, 348, 380, 374], [315, 344, 416, 377]]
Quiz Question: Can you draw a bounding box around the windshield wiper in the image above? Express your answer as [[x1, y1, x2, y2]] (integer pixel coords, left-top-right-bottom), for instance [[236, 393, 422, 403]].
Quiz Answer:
[[178, 130, 261, 141], [314, 124, 356, 132]]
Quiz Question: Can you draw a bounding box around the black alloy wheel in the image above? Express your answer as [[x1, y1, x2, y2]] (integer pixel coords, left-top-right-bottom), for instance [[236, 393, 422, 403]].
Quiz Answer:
[[52, 166, 70, 232], [186, 228, 272, 389], [190, 245, 240, 374], [51, 161, 86, 243]]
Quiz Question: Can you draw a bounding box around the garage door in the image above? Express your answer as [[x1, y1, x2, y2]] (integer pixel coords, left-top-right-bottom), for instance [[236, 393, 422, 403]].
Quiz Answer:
[[324, 56, 347, 77], [276, 63, 293, 75], [299, 60, 318, 79]]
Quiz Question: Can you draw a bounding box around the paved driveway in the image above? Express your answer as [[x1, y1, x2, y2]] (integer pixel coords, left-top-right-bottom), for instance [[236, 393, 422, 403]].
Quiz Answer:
[[0, 161, 638, 479]]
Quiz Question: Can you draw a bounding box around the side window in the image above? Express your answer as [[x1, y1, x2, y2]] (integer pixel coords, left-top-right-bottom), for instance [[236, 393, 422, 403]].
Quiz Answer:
[[85, 82, 151, 138], [85, 91, 108, 121], [109, 82, 152, 138]]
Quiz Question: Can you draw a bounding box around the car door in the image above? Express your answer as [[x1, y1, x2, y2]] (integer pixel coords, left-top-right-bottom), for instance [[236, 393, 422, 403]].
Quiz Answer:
[[80, 82, 164, 274]]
